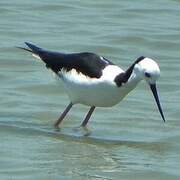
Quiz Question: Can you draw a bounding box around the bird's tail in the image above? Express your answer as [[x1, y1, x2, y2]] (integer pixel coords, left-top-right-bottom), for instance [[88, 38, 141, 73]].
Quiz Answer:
[[24, 42, 42, 54], [16, 46, 33, 53], [17, 42, 65, 74], [17, 42, 46, 60]]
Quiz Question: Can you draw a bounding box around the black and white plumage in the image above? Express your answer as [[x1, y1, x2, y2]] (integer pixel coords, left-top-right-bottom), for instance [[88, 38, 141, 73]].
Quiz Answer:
[[19, 42, 165, 128]]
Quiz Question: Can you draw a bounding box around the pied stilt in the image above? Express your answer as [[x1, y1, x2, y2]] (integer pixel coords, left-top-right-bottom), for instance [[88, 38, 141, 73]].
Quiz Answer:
[[18, 42, 165, 128]]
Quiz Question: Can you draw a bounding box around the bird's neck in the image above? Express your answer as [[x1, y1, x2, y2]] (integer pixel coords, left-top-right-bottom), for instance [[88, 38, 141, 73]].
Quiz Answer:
[[122, 63, 143, 90], [126, 71, 142, 88]]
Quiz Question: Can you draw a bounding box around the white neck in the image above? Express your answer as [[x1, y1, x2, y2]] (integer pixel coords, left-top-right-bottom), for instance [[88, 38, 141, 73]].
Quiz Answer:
[[125, 69, 143, 89]]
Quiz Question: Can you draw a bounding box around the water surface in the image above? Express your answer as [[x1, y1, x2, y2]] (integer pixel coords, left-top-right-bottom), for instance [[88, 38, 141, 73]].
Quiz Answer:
[[0, 0, 180, 179]]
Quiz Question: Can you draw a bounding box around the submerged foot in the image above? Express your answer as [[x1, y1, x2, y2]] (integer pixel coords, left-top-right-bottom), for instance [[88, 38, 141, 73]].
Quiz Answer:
[[54, 124, 61, 132], [73, 125, 91, 136]]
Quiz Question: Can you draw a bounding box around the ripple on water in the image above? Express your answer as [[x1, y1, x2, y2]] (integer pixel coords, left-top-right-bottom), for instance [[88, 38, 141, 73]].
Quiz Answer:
[[0, 0, 180, 179]]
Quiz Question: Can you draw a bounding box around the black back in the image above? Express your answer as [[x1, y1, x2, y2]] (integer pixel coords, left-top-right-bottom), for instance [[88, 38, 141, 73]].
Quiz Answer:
[[25, 42, 113, 78], [23, 43, 145, 86]]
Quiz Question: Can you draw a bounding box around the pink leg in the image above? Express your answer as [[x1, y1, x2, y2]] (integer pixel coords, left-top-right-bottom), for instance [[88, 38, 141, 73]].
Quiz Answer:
[[54, 102, 73, 127], [81, 106, 95, 127]]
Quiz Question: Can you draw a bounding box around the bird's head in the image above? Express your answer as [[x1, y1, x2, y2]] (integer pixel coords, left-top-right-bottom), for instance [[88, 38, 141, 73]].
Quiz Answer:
[[135, 57, 160, 83], [134, 57, 165, 122]]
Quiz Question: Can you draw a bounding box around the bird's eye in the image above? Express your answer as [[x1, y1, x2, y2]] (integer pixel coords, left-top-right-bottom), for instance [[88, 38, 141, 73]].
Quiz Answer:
[[145, 72, 151, 78]]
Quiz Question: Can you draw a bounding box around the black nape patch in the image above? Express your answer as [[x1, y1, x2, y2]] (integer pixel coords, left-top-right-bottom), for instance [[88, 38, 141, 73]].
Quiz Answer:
[[135, 56, 145, 63], [114, 72, 126, 87], [114, 56, 146, 87]]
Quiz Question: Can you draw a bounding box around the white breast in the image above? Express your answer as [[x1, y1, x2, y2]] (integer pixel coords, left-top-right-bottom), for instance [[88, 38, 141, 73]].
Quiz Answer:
[[58, 65, 132, 107]]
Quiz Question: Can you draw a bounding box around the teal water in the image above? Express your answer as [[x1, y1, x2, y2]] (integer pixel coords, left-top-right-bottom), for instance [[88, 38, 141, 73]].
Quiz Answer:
[[0, 0, 180, 179]]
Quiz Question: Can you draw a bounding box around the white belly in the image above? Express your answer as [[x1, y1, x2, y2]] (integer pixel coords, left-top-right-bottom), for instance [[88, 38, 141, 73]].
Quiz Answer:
[[64, 80, 126, 107], [59, 66, 133, 107]]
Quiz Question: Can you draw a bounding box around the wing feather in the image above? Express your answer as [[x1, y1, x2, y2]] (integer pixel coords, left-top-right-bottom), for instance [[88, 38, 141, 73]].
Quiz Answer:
[[24, 42, 114, 78]]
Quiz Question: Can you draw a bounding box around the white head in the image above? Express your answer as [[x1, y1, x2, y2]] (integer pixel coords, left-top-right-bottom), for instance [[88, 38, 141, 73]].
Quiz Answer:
[[133, 57, 165, 122], [134, 57, 160, 84]]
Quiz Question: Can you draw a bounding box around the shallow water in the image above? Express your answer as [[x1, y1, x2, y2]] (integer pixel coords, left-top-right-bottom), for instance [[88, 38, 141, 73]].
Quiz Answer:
[[0, 0, 180, 179]]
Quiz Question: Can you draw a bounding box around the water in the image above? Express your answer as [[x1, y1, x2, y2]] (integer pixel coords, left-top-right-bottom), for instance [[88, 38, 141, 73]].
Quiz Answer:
[[0, 0, 180, 179]]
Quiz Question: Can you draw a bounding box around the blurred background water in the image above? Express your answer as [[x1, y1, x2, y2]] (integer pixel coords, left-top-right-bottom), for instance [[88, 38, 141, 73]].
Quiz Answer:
[[0, 0, 180, 179]]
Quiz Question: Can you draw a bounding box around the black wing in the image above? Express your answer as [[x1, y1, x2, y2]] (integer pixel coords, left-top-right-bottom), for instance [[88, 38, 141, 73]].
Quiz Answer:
[[23, 42, 114, 78]]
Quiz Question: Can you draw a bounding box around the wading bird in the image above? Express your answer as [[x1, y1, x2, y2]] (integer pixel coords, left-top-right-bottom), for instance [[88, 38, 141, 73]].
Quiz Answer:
[[19, 42, 165, 128]]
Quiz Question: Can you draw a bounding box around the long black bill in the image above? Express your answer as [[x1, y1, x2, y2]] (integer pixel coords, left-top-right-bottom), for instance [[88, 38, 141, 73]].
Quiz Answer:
[[150, 84, 165, 122]]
